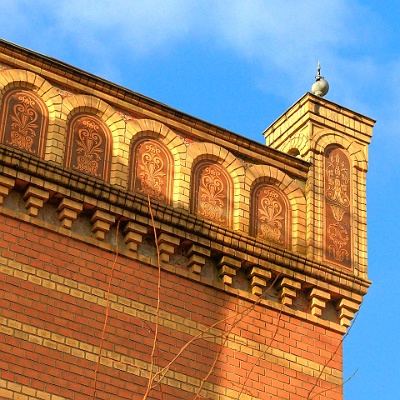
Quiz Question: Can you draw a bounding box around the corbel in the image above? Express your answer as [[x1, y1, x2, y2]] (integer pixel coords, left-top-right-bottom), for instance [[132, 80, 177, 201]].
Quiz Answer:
[[336, 298, 360, 327], [186, 243, 211, 275], [0, 175, 15, 205], [123, 221, 148, 255], [218, 255, 241, 286], [90, 209, 115, 241], [57, 198, 83, 229], [247, 266, 272, 296], [157, 232, 180, 263], [308, 288, 331, 317], [277, 277, 301, 306], [23, 186, 49, 217]]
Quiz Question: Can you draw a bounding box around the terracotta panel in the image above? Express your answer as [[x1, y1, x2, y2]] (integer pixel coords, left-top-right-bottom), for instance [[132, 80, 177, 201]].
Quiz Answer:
[[252, 184, 290, 248], [131, 138, 173, 204], [0, 89, 48, 157], [324, 146, 352, 268], [193, 162, 232, 227], [65, 114, 111, 181]]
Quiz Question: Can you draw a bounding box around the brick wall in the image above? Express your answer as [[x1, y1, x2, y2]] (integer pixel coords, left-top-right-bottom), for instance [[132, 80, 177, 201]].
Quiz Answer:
[[0, 41, 374, 400], [1, 212, 343, 400]]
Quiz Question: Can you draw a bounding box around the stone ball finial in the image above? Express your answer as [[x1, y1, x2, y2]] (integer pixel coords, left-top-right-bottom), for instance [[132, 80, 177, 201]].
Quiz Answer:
[[311, 61, 329, 97]]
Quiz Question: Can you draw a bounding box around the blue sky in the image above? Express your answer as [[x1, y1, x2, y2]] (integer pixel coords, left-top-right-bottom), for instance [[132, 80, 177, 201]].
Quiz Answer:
[[0, 1, 398, 399]]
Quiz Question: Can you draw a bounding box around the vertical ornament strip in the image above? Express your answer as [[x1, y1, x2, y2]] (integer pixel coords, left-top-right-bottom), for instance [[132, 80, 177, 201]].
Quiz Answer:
[[0, 90, 48, 157], [324, 146, 352, 267]]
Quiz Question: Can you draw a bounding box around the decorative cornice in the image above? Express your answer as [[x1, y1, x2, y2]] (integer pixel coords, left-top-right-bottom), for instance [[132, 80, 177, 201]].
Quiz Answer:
[[0, 145, 371, 302], [0, 39, 309, 178]]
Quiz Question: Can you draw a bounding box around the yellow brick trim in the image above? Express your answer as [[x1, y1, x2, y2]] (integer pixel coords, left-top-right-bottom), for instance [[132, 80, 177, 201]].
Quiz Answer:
[[0, 257, 342, 388], [0, 378, 67, 400], [0, 313, 342, 398], [0, 194, 364, 313], [278, 128, 309, 158]]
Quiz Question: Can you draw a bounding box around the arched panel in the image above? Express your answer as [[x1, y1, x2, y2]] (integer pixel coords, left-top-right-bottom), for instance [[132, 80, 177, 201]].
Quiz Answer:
[[251, 184, 291, 248], [192, 161, 233, 228], [130, 138, 174, 204], [65, 114, 111, 181], [0, 89, 48, 157], [324, 145, 352, 268]]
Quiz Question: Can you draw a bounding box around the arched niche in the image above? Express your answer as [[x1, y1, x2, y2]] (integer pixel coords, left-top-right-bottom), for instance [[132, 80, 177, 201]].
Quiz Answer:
[[251, 183, 291, 248], [130, 137, 174, 204], [324, 144, 352, 268], [192, 161, 233, 228], [0, 89, 48, 157], [64, 113, 112, 181]]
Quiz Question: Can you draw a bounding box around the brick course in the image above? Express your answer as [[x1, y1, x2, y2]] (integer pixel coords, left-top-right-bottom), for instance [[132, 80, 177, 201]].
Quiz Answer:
[[0, 39, 373, 400], [1, 213, 343, 399]]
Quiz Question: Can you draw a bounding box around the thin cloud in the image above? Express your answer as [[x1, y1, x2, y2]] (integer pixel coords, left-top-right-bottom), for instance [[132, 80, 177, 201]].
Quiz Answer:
[[0, 0, 393, 131]]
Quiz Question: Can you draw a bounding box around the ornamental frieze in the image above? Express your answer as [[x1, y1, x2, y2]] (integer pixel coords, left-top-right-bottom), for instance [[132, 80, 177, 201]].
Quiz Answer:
[[324, 146, 352, 268]]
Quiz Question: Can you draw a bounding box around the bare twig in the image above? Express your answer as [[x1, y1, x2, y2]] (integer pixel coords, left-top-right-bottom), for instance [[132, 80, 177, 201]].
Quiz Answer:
[[142, 194, 163, 400], [92, 219, 121, 400], [310, 368, 359, 399], [307, 307, 361, 400], [237, 305, 284, 399], [151, 275, 280, 391]]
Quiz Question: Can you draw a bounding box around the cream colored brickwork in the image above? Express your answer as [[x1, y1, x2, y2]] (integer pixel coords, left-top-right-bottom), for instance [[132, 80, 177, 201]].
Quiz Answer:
[[0, 67, 309, 246], [0, 257, 343, 391], [263, 93, 374, 280]]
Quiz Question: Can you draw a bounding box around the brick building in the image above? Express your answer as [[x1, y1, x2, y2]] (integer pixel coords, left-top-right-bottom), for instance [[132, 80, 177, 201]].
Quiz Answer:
[[0, 39, 374, 399]]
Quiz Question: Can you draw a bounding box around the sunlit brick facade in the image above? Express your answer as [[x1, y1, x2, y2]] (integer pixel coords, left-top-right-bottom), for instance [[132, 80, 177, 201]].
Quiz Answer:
[[0, 39, 374, 399]]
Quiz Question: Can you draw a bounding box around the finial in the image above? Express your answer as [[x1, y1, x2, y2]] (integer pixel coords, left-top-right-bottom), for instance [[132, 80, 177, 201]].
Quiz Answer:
[[311, 61, 329, 97]]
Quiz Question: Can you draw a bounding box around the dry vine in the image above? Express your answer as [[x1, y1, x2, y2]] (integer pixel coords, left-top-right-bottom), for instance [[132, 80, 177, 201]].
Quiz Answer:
[[90, 194, 359, 400]]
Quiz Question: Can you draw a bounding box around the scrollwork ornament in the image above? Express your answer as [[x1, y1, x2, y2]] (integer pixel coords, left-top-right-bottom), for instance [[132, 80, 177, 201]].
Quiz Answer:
[[327, 222, 350, 262], [8, 95, 39, 153], [258, 188, 284, 244], [138, 143, 166, 199], [73, 119, 103, 177], [198, 166, 226, 223], [326, 152, 350, 208]]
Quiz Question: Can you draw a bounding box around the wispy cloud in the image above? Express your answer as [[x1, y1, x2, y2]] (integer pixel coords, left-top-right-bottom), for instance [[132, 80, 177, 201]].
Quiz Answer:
[[0, 0, 394, 130]]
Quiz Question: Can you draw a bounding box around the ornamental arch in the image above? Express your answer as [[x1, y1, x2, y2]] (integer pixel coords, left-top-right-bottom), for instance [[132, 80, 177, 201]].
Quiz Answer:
[[0, 69, 62, 162], [187, 142, 245, 231], [0, 88, 48, 157], [62, 95, 126, 185], [191, 160, 234, 228], [127, 119, 187, 208], [64, 113, 112, 181], [310, 130, 368, 277], [246, 164, 307, 253], [251, 182, 291, 248], [324, 145, 352, 268]]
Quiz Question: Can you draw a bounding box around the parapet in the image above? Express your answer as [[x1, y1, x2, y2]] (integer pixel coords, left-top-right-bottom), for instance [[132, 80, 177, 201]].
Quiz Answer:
[[0, 40, 374, 333]]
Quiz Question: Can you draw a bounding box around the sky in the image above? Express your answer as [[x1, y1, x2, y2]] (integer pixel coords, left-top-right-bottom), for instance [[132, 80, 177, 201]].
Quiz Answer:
[[0, 1, 398, 399]]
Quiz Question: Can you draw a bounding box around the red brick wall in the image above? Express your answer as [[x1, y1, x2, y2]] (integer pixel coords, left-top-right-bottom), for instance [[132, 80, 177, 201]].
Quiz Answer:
[[0, 213, 343, 400]]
